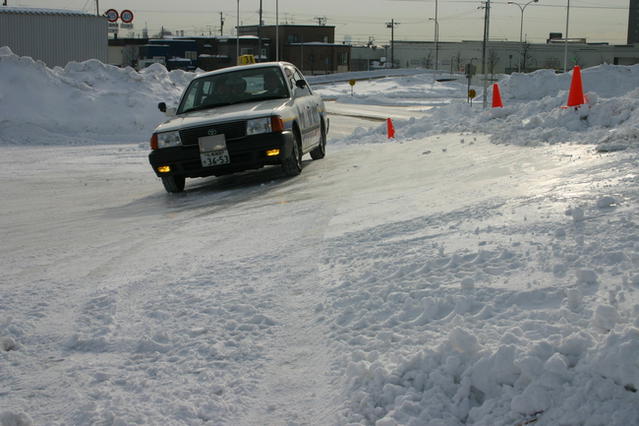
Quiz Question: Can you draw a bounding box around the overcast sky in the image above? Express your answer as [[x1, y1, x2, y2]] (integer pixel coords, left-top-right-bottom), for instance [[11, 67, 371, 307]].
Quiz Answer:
[[7, 0, 632, 45]]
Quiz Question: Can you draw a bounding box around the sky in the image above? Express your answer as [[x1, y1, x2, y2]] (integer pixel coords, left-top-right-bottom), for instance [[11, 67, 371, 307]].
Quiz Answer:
[[6, 0, 632, 45]]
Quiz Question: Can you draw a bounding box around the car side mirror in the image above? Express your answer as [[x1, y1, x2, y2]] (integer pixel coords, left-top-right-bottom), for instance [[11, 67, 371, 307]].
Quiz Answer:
[[158, 102, 176, 116], [295, 80, 307, 89]]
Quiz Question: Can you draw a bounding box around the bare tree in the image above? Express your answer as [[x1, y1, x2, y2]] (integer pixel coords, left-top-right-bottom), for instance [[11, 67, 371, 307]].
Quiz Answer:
[[454, 51, 463, 72], [424, 51, 433, 69], [520, 42, 532, 72]]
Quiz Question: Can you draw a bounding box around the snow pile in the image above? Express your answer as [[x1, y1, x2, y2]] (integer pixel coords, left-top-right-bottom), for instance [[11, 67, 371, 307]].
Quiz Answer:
[[313, 72, 466, 106], [3, 45, 639, 151], [0, 47, 193, 144], [320, 170, 639, 424], [319, 64, 639, 151]]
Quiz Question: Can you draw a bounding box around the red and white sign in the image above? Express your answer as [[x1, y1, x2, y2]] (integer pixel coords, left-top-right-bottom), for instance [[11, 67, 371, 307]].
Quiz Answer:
[[105, 9, 119, 23], [120, 9, 134, 24]]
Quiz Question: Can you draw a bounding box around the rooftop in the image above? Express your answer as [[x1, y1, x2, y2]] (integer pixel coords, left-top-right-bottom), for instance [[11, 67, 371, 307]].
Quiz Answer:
[[0, 7, 97, 17]]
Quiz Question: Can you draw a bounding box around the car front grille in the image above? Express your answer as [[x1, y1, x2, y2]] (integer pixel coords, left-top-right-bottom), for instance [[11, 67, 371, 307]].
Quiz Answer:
[[179, 121, 246, 146]]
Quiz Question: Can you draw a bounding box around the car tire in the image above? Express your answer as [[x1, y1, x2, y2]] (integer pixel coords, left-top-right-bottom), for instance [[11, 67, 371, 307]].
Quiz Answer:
[[161, 175, 186, 193], [310, 121, 326, 160], [282, 130, 302, 176]]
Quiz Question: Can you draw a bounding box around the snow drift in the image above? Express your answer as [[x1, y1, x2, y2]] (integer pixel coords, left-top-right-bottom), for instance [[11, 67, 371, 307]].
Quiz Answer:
[[0, 46, 193, 145], [2, 46, 639, 151]]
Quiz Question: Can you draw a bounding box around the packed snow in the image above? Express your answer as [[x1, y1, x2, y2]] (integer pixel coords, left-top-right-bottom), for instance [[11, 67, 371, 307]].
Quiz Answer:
[[1, 46, 639, 425]]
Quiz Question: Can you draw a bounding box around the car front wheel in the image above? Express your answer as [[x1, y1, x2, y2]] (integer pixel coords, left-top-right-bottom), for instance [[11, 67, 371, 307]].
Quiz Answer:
[[310, 121, 326, 160], [161, 175, 186, 193], [282, 131, 302, 176]]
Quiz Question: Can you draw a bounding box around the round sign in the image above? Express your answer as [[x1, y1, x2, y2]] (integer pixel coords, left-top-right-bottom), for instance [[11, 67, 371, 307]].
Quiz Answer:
[[105, 8, 119, 23], [120, 9, 134, 24], [348, 79, 356, 86], [468, 89, 477, 99]]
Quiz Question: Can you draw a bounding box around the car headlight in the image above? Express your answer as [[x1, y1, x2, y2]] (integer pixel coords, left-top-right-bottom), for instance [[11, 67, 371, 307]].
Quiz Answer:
[[157, 130, 182, 148], [246, 117, 272, 136]]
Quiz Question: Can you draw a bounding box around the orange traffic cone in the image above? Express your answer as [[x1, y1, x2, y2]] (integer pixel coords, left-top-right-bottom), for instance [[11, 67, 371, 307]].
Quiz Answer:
[[492, 83, 504, 108], [387, 118, 395, 139], [566, 65, 586, 107]]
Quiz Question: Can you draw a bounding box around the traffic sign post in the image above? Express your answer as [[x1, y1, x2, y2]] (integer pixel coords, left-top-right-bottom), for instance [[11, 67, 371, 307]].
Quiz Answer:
[[349, 79, 356, 97], [105, 8, 118, 23], [120, 10, 134, 24]]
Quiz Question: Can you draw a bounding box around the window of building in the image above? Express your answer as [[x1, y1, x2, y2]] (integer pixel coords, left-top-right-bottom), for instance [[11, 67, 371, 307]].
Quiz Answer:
[[185, 51, 198, 60]]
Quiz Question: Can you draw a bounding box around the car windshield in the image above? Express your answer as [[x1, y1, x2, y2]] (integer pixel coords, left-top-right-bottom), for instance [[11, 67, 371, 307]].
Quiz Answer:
[[178, 66, 290, 114]]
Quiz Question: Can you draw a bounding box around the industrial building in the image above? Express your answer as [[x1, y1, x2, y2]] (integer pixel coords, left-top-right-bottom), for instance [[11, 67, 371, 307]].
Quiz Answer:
[[0, 7, 107, 67], [354, 38, 639, 74], [237, 24, 351, 74]]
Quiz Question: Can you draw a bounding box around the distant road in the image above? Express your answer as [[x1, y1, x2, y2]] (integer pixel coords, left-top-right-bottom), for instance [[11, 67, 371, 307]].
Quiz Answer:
[[325, 100, 432, 122]]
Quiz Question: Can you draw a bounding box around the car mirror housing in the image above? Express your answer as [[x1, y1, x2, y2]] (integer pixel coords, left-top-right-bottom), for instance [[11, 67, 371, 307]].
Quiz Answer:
[[158, 102, 176, 116], [295, 80, 307, 89]]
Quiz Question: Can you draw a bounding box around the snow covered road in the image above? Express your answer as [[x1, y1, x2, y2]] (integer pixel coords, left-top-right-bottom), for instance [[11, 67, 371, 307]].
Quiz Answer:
[[2, 51, 639, 424], [3, 122, 638, 424]]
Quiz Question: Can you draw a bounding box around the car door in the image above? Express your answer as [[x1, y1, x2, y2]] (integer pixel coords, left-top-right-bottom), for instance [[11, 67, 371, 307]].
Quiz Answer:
[[287, 66, 321, 151]]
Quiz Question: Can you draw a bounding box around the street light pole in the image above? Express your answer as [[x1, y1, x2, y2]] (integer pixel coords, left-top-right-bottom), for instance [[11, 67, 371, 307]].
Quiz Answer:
[[430, 0, 439, 72], [508, 0, 538, 73], [276, 0, 279, 61], [481, 0, 491, 109], [564, 0, 570, 72]]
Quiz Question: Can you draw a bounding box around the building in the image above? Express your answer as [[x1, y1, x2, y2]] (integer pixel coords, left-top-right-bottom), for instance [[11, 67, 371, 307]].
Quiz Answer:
[[107, 37, 147, 68], [629, 0, 639, 44], [352, 38, 639, 74], [108, 36, 265, 71], [0, 7, 107, 67], [237, 24, 350, 74]]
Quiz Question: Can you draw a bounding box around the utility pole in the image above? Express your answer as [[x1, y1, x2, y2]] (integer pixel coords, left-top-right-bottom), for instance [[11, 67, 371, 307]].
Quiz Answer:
[[480, 0, 491, 109], [276, 0, 279, 61], [428, 0, 439, 72], [257, 0, 262, 62], [220, 12, 224, 36], [386, 19, 399, 69], [95, 0, 99, 16], [434, 0, 439, 72], [236, 0, 240, 64]]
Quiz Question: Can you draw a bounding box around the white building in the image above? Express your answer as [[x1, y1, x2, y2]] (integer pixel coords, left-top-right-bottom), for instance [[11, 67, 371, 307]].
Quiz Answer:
[[353, 39, 639, 74], [0, 7, 107, 67]]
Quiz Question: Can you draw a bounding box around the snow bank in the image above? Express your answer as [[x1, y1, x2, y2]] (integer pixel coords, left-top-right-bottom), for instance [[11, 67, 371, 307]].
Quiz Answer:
[[4, 45, 639, 151], [0, 47, 194, 145], [325, 64, 639, 151], [321, 176, 639, 425]]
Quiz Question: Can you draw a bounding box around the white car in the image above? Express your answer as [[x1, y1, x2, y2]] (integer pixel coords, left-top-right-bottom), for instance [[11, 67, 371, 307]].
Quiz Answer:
[[149, 62, 328, 193]]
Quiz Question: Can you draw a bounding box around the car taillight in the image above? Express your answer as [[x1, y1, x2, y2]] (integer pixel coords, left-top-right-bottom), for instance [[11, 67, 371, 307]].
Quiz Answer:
[[150, 133, 158, 150], [271, 116, 285, 132]]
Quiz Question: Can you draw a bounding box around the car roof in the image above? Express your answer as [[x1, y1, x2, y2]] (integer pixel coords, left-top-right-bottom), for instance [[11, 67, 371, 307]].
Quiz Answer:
[[194, 62, 293, 79]]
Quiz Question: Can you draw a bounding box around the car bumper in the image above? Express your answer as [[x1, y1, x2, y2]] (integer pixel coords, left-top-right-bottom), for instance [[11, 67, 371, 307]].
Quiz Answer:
[[149, 131, 295, 178]]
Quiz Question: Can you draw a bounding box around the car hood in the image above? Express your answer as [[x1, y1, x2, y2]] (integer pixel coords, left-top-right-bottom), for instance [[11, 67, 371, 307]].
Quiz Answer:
[[155, 98, 293, 133]]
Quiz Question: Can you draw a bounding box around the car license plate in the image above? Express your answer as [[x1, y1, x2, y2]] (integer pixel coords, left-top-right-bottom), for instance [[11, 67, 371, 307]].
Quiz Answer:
[[198, 134, 230, 167]]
